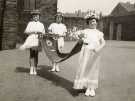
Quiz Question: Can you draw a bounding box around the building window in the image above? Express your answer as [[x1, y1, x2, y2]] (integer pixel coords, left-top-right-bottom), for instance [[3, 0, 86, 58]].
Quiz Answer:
[[24, 0, 37, 10]]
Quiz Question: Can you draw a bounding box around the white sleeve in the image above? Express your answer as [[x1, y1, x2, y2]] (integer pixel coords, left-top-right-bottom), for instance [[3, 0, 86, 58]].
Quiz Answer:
[[48, 24, 55, 34], [24, 22, 31, 34], [41, 23, 46, 34], [48, 24, 53, 31], [99, 32, 104, 39], [63, 24, 67, 33], [62, 25, 67, 36]]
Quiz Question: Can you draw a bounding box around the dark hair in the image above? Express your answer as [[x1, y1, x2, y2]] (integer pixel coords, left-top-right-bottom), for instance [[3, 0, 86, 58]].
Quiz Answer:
[[86, 17, 98, 25], [31, 12, 40, 18], [55, 15, 63, 23], [55, 15, 63, 19]]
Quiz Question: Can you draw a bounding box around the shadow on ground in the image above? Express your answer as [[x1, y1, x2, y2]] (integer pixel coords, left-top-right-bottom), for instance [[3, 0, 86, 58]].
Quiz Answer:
[[15, 65, 84, 97]]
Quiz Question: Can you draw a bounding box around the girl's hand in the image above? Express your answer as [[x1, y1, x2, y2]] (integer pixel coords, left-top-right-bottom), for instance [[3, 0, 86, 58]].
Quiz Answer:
[[94, 48, 99, 53], [38, 34, 44, 39], [78, 33, 85, 39]]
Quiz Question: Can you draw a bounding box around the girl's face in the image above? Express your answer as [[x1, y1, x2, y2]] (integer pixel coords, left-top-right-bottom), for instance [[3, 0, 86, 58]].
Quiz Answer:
[[56, 16, 62, 23], [32, 14, 40, 22], [88, 19, 97, 29]]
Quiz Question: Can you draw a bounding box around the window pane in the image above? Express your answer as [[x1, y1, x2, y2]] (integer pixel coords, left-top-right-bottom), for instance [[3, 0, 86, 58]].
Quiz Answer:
[[30, 0, 36, 10], [35, 0, 40, 9], [24, 0, 30, 10], [24, 0, 37, 10]]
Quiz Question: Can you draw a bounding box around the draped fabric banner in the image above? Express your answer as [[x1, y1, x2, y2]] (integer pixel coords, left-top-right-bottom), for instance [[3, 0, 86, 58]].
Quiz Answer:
[[40, 34, 83, 63]]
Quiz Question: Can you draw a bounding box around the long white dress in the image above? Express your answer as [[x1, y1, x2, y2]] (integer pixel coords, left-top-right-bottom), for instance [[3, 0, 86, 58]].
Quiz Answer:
[[20, 21, 45, 50], [73, 28, 104, 89]]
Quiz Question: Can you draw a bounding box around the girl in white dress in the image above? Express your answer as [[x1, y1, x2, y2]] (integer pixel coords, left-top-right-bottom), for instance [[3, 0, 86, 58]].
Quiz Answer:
[[73, 11, 105, 97], [20, 10, 45, 75], [48, 12, 67, 72]]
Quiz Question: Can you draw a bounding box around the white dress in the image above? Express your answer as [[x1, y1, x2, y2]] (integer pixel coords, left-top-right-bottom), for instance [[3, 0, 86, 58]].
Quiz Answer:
[[73, 28, 104, 89], [48, 23, 67, 50], [20, 21, 45, 50]]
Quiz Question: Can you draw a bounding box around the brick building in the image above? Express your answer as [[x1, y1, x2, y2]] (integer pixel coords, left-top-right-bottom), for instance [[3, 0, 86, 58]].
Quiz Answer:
[[0, 0, 57, 50], [102, 2, 135, 40]]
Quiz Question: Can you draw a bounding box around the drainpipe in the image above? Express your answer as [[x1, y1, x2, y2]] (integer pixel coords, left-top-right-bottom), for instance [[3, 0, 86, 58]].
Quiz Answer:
[[0, 0, 6, 50]]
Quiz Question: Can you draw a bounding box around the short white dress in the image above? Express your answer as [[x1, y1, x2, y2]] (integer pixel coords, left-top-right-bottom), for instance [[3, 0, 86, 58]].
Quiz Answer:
[[48, 23, 67, 50], [20, 21, 45, 50]]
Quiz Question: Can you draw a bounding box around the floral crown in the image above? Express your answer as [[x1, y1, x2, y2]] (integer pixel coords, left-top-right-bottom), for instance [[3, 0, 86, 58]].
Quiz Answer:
[[84, 10, 99, 20], [55, 12, 63, 17]]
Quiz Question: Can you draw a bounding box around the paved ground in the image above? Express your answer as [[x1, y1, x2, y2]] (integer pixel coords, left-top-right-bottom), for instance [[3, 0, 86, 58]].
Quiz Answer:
[[0, 41, 135, 101]]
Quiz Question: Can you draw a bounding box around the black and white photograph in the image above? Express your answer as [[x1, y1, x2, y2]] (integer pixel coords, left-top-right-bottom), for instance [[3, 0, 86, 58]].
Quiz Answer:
[[0, 0, 135, 101]]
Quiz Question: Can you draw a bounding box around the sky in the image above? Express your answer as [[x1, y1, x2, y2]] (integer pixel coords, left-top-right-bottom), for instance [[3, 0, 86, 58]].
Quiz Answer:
[[57, 0, 135, 15]]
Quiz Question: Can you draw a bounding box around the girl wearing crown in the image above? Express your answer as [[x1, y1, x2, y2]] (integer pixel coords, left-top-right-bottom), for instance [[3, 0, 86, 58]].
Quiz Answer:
[[48, 12, 67, 72], [73, 11, 105, 97]]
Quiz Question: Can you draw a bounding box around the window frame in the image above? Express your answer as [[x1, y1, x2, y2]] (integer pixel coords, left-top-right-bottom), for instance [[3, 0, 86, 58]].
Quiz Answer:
[[23, 0, 37, 11]]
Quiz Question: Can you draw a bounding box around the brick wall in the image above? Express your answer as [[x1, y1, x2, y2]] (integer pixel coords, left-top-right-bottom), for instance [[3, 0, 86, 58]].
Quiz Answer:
[[2, 0, 18, 49], [0, 0, 5, 50], [0, 0, 2, 26], [1, 0, 57, 50]]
